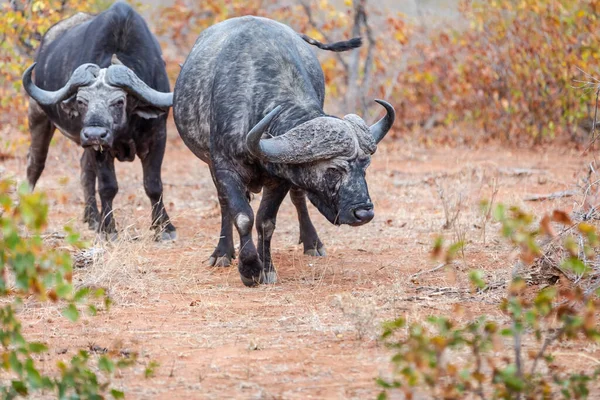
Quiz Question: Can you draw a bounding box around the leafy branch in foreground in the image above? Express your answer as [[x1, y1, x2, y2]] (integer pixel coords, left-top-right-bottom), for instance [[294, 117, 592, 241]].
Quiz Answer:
[[0, 180, 132, 399], [378, 204, 600, 399]]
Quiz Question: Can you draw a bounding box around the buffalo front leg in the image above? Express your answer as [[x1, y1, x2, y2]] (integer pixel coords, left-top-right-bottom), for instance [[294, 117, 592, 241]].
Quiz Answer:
[[256, 181, 290, 283], [95, 151, 118, 239], [290, 187, 326, 256], [26, 100, 55, 190], [213, 168, 265, 286], [140, 131, 176, 241], [80, 149, 99, 230], [208, 170, 235, 266]]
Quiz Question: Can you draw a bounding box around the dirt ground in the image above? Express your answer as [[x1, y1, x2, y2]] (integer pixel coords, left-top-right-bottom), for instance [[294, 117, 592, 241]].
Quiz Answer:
[[2, 124, 600, 399]]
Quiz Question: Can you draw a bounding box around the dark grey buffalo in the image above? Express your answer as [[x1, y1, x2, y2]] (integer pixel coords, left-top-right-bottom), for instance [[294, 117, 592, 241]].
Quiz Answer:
[[22, 2, 176, 240], [173, 16, 394, 286]]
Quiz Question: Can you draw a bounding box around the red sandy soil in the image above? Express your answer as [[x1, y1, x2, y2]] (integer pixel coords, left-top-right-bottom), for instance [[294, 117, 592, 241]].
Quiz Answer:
[[2, 126, 599, 399]]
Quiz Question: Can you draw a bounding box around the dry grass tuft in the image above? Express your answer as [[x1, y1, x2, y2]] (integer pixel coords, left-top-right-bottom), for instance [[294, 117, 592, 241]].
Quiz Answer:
[[74, 218, 176, 306]]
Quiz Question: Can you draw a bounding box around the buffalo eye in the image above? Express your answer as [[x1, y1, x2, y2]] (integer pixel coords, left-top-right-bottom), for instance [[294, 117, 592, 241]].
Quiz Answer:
[[110, 99, 125, 108], [77, 99, 87, 108]]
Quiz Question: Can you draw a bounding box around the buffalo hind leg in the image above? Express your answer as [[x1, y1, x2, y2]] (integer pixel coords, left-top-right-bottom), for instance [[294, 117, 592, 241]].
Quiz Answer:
[[213, 168, 265, 286], [256, 180, 290, 283], [81, 149, 100, 230], [140, 128, 176, 241], [95, 151, 118, 240], [26, 100, 55, 190], [208, 168, 235, 266], [290, 187, 326, 256]]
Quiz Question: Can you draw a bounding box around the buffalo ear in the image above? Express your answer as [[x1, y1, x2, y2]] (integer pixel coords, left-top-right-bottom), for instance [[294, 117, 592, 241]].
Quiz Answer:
[[60, 95, 79, 118], [133, 105, 166, 119], [128, 97, 167, 119], [111, 54, 124, 66]]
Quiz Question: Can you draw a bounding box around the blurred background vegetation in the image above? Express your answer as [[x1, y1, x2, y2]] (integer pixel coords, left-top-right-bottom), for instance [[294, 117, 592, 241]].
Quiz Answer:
[[1, 0, 600, 145]]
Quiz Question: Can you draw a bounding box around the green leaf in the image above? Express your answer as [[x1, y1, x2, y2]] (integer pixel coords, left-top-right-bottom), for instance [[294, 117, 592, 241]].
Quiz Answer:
[[562, 257, 587, 275], [447, 241, 465, 259], [74, 288, 90, 303], [496, 364, 526, 391], [144, 361, 159, 378], [111, 389, 125, 399], [25, 359, 43, 389], [56, 283, 73, 299], [492, 204, 506, 222], [28, 342, 48, 354], [62, 304, 79, 322], [9, 351, 23, 376], [468, 270, 487, 290], [377, 392, 388, 400], [500, 328, 513, 336], [98, 356, 115, 373], [11, 380, 28, 395]]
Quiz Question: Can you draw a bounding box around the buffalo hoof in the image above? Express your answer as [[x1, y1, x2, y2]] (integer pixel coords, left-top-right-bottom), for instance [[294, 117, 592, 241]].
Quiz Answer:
[[98, 230, 118, 242], [88, 220, 100, 231], [208, 255, 233, 267], [157, 229, 177, 242], [84, 214, 100, 231], [304, 246, 327, 257], [83, 208, 100, 231], [261, 270, 278, 284], [240, 274, 259, 287], [208, 245, 235, 267], [240, 270, 277, 287]]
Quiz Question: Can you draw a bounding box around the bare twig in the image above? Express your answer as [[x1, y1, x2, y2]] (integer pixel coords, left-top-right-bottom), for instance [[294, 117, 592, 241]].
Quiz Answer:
[[530, 327, 565, 375], [582, 86, 600, 155], [481, 176, 499, 245], [409, 262, 446, 281], [357, 0, 375, 116], [552, 352, 600, 365], [511, 263, 523, 395], [472, 339, 487, 400], [436, 180, 463, 229], [497, 167, 542, 177], [346, 0, 363, 110], [524, 190, 577, 202]]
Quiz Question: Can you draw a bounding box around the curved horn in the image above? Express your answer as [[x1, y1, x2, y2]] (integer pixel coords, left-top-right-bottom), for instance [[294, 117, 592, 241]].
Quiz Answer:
[[22, 63, 99, 106], [370, 99, 396, 144], [105, 65, 173, 108], [246, 106, 284, 160]]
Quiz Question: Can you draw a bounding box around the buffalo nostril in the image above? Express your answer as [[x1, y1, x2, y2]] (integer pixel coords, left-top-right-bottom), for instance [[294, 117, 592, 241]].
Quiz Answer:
[[81, 127, 110, 143], [353, 205, 374, 222]]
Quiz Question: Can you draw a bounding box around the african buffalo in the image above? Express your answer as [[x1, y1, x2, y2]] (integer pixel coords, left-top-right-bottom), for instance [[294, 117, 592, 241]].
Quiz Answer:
[[173, 16, 394, 286], [22, 2, 176, 240]]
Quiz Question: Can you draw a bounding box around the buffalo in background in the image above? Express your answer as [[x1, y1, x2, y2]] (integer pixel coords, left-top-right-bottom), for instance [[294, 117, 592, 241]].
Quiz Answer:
[[22, 2, 176, 241]]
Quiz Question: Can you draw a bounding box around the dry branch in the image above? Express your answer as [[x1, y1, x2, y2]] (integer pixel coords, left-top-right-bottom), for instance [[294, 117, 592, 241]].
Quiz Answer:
[[409, 262, 446, 282], [524, 190, 577, 202], [497, 167, 543, 177]]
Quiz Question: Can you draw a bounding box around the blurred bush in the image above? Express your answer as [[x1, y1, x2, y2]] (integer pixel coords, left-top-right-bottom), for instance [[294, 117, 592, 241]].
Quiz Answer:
[[395, 0, 600, 141], [378, 204, 600, 399], [155, 0, 600, 142], [0, 180, 131, 398], [0, 0, 108, 132]]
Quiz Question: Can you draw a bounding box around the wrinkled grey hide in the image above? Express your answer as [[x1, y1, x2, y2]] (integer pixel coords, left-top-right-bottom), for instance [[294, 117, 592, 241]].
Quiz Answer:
[[174, 16, 395, 286]]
